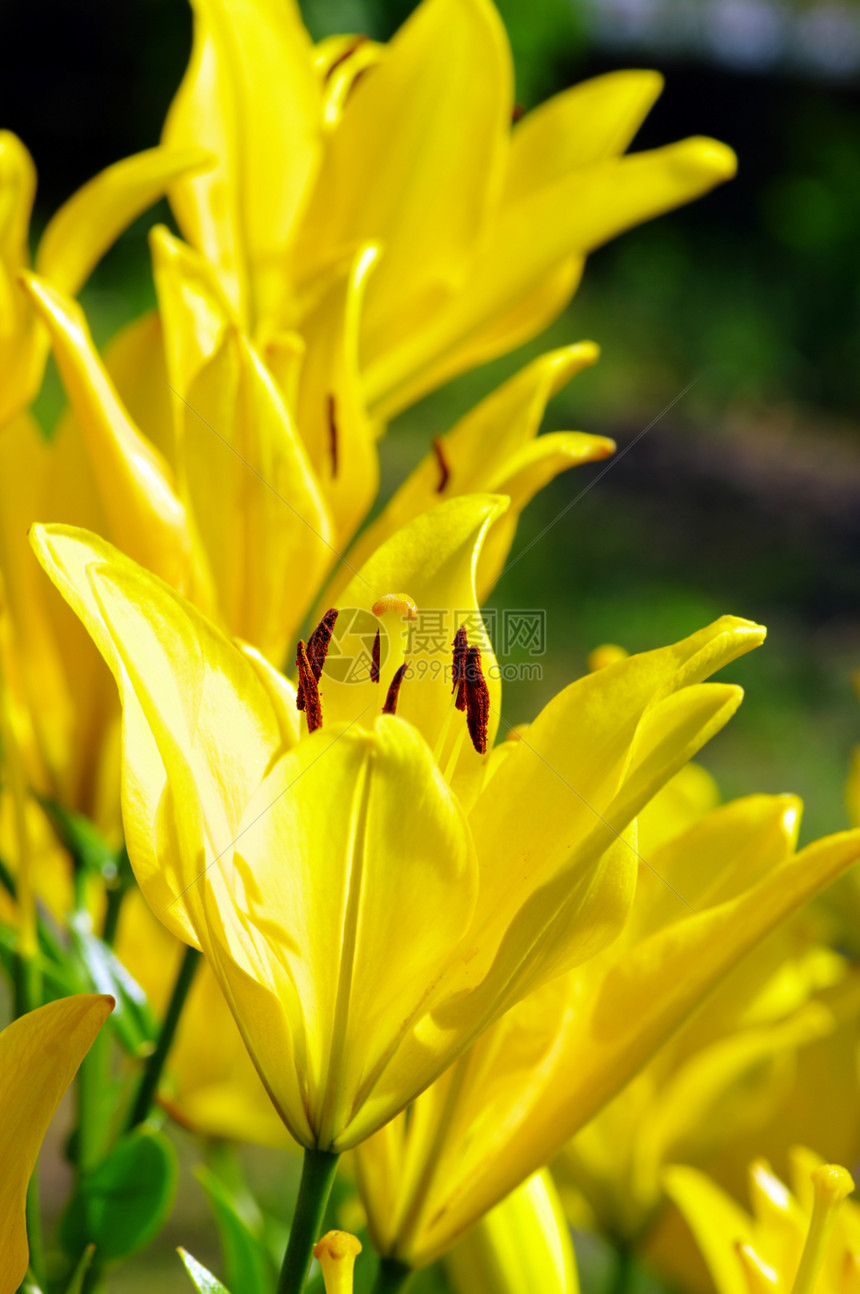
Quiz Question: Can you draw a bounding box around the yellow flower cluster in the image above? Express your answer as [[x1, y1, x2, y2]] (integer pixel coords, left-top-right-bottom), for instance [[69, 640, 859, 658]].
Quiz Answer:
[[1, 2, 858, 1293]]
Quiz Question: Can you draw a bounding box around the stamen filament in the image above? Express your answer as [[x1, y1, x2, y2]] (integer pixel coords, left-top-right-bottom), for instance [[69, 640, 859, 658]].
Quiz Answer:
[[791, 1165, 855, 1294]]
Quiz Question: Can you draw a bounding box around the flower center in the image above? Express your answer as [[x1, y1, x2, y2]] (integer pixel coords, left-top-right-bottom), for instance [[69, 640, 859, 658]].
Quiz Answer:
[[294, 604, 490, 755]]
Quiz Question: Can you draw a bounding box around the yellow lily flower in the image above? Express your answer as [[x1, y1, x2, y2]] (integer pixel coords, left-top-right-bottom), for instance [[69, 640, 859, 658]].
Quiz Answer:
[[0, 130, 206, 427], [0, 277, 190, 827], [30, 493, 755, 1151], [354, 794, 860, 1266], [552, 762, 860, 1247], [665, 1148, 859, 1294], [446, 1170, 579, 1294], [0, 994, 114, 1294], [162, 0, 736, 419], [326, 340, 612, 607]]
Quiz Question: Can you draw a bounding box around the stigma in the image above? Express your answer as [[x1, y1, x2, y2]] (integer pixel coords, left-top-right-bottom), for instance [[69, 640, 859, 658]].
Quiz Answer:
[[371, 592, 417, 620]]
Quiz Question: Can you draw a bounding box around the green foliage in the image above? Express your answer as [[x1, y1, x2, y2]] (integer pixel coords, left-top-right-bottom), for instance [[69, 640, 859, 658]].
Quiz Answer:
[[179, 1250, 234, 1294], [60, 1126, 179, 1265], [195, 1164, 276, 1294], [68, 913, 158, 1057]]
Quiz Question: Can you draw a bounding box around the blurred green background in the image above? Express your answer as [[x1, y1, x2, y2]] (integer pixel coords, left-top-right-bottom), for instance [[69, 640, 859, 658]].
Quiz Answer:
[[2, 0, 860, 1287]]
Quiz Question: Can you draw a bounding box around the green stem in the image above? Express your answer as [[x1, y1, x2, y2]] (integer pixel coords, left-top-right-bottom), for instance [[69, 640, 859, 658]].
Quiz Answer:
[[77, 1027, 112, 1173], [14, 942, 45, 1285], [609, 1245, 634, 1294], [371, 1258, 413, 1294], [276, 1148, 340, 1294], [127, 944, 200, 1129], [100, 883, 124, 948]]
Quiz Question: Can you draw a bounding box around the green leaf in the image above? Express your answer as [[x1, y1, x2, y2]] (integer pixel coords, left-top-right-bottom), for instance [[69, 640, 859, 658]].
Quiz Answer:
[[196, 1164, 275, 1294], [69, 912, 158, 1055], [179, 1249, 233, 1294], [38, 796, 116, 877], [60, 1125, 178, 1263]]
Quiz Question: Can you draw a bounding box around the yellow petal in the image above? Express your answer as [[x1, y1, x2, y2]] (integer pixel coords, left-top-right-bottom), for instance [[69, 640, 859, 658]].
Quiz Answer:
[[492, 829, 860, 1209], [220, 714, 476, 1148], [101, 310, 177, 473], [322, 494, 508, 805], [463, 619, 764, 994], [21, 275, 190, 590], [296, 0, 512, 349], [293, 244, 380, 551], [149, 224, 236, 406], [163, 0, 321, 323], [0, 415, 119, 818], [0, 995, 113, 1294], [663, 1166, 754, 1294], [632, 794, 802, 941], [29, 523, 288, 944], [181, 323, 333, 660], [366, 136, 735, 417], [446, 1171, 579, 1294], [35, 146, 211, 297], [503, 70, 665, 202], [0, 132, 39, 424], [341, 343, 605, 602]]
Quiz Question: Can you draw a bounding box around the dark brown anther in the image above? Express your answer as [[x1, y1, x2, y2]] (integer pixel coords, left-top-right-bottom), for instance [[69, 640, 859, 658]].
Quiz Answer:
[[432, 436, 450, 493], [307, 608, 338, 681], [325, 34, 368, 80], [296, 640, 324, 732], [512, 102, 526, 123], [452, 625, 468, 711], [327, 393, 339, 478], [382, 663, 407, 716], [464, 645, 489, 755], [371, 629, 381, 684]]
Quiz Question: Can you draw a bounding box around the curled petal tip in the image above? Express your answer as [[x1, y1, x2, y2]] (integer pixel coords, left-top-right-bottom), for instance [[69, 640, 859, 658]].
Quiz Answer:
[[675, 136, 738, 183]]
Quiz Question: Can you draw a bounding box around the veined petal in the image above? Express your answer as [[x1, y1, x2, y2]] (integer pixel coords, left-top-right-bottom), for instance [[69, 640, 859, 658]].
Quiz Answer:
[[341, 344, 605, 602], [322, 494, 508, 805], [0, 995, 113, 1294], [238, 642, 300, 749], [446, 1171, 579, 1294], [181, 324, 333, 661], [36, 146, 211, 297], [365, 136, 735, 417], [29, 524, 288, 942], [292, 244, 380, 551], [503, 70, 665, 202], [461, 619, 764, 990], [344, 662, 751, 1151], [217, 714, 476, 1147], [21, 276, 190, 590], [163, 0, 321, 323], [296, 0, 512, 350]]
